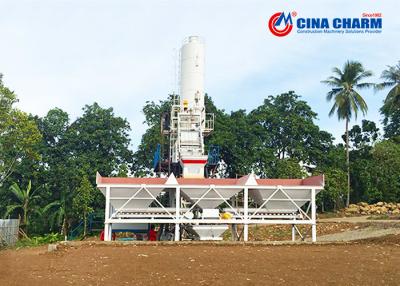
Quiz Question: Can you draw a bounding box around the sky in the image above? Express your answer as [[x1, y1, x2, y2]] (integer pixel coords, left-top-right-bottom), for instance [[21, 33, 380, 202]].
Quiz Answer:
[[0, 0, 399, 149]]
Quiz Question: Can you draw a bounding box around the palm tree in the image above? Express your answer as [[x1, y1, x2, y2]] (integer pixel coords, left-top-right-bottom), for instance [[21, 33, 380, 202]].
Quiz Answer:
[[322, 60, 373, 207], [42, 192, 70, 239], [375, 61, 400, 114], [5, 180, 39, 234]]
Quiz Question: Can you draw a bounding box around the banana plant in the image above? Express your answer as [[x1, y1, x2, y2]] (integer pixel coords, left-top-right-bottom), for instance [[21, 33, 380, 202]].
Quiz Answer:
[[5, 180, 40, 234]]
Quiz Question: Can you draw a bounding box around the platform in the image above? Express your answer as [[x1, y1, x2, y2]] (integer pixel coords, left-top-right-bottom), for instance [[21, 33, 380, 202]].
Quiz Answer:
[[96, 173, 324, 242]]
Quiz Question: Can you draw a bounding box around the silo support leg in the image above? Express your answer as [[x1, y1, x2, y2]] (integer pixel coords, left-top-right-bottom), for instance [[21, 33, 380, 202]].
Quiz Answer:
[[243, 224, 248, 242], [174, 223, 180, 241], [312, 224, 317, 242], [104, 223, 112, 241]]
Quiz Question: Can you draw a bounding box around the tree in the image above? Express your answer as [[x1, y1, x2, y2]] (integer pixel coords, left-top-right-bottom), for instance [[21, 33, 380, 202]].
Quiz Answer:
[[0, 74, 42, 230], [0, 74, 18, 127], [72, 176, 94, 236], [42, 192, 70, 238], [316, 168, 347, 212], [344, 120, 379, 202], [375, 62, 400, 139], [32, 104, 133, 234], [376, 61, 400, 114], [313, 144, 347, 211], [37, 107, 70, 147], [132, 96, 172, 175], [346, 119, 380, 150], [209, 109, 261, 177], [322, 60, 373, 206], [4, 180, 39, 234], [0, 75, 41, 186], [65, 103, 133, 177], [248, 91, 333, 177], [381, 109, 400, 139], [250, 91, 320, 160], [272, 158, 307, 179], [364, 140, 400, 203]]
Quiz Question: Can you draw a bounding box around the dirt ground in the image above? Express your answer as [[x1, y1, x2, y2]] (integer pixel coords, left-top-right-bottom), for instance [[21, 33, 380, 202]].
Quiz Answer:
[[1, 236, 400, 286]]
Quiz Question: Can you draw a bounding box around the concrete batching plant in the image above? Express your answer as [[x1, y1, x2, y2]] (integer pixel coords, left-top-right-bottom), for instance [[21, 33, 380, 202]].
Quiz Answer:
[[96, 36, 324, 242]]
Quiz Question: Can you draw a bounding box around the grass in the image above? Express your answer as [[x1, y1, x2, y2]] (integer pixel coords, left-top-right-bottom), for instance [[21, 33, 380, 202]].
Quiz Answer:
[[15, 233, 64, 248]]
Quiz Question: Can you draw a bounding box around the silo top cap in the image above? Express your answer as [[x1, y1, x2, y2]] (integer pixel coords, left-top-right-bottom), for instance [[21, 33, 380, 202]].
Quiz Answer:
[[188, 36, 199, 42]]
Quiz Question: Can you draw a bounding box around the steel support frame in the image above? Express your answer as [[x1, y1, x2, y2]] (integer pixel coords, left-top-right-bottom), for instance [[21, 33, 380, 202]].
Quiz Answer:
[[100, 184, 321, 242], [104, 186, 112, 241], [243, 187, 249, 241], [181, 185, 244, 220], [175, 186, 180, 241], [311, 188, 317, 242]]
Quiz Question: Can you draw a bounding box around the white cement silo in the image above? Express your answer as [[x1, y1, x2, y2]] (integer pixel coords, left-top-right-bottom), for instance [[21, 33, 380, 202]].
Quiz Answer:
[[180, 36, 205, 112]]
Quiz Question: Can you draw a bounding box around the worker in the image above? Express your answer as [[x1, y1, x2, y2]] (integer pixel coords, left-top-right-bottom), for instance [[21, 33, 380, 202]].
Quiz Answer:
[[149, 225, 157, 241]]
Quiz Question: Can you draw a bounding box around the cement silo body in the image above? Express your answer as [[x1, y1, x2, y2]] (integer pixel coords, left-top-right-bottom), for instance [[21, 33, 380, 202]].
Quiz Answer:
[[180, 36, 205, 115]]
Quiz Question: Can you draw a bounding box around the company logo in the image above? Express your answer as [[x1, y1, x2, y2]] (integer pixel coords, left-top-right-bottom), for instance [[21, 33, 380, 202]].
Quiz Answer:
[[268, 12, 294, 37], [268, 11, 382, 37]]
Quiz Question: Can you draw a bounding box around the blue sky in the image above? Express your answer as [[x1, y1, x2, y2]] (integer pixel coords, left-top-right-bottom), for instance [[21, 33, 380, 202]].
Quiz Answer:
[[0, 0, 399, 149]]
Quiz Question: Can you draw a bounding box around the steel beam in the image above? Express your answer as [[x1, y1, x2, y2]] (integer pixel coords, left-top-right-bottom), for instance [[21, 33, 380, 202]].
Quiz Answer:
[[106, 218, 314, 225]]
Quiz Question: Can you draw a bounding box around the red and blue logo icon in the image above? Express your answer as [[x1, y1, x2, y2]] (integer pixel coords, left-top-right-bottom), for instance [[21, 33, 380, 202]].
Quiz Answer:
[[268, 12, 296, 37]]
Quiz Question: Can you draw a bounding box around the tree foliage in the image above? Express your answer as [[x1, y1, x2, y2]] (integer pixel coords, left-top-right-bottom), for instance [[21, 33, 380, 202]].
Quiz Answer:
[[72, 176, 95, 236], [377, 61, 400, 114], [66, 103, 133, 177], [0, 75, 41, 186], [363, 140, 400, 202], [316, 168, 347, 211], [133, 96, 171, 175], [322, 60, 374, 206], [207, 91, 333, 178], [1, 101, 134, 236], [42, 191, 70, 236], [5, 180, 40, 234], [376, 62, 400, 140], [382, 108, 400, 140], [250, 91, 332, 164]]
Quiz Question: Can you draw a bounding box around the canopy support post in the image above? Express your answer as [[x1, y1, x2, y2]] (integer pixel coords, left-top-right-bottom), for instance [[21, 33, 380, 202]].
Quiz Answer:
[[104, 186, 112, 241], [175, 186, 180, 241], [311, 188, 317, 242], [243, 187, 249, 242]]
